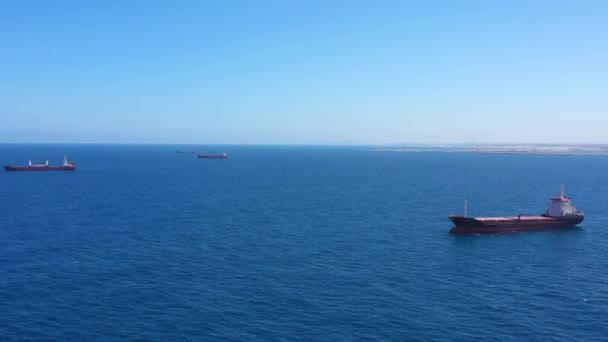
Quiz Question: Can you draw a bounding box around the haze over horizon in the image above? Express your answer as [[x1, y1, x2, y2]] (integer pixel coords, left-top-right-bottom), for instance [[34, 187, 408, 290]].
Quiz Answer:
[[2, 1, 607, 145]]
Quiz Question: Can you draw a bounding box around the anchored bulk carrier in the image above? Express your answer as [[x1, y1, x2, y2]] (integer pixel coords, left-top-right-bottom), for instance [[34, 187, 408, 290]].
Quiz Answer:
[[197, 152, 228, 159], [449, 187, 583, 234], [4, 156, 76, 171]]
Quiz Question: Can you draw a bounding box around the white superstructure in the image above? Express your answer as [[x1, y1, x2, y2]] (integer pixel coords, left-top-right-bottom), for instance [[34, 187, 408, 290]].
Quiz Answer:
[[545, 186, 583, 217]]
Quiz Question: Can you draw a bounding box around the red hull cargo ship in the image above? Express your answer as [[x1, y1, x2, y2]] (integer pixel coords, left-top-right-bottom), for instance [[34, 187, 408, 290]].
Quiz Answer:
[[197, 152, 228, 159], [449, 187, 583, 234], [4, 156, 76, 171]]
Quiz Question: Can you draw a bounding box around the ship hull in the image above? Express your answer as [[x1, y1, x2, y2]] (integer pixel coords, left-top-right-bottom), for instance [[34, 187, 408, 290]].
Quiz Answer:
[[449, 215, 583, 234], [197, 155, 227, 159], [4, 166, 76, 171]]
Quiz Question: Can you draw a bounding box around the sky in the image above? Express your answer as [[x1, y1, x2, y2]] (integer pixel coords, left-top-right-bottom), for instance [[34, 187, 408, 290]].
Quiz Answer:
[[0, 0, 607, 144]]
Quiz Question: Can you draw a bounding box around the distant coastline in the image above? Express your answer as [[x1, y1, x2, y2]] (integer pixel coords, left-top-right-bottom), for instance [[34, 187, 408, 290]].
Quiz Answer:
[[372, 144, 608, 156]]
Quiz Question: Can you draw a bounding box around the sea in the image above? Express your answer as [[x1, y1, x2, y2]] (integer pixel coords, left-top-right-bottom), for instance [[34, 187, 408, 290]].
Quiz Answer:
[[1, 144, 607, 341]]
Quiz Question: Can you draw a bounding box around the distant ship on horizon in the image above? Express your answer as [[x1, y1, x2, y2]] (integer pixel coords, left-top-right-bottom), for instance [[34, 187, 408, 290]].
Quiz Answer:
[[4, 156, 76, 171], [449, 186, 584, 234], [197, 152, 228, 159]]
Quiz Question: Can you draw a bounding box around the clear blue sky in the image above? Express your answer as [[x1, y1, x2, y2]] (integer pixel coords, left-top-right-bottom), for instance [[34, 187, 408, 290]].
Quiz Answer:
[[1, 1, 606, 144]]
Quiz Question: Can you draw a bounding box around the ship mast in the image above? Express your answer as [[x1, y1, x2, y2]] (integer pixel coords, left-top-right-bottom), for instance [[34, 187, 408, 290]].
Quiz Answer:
[[560, 184, 565, 199]]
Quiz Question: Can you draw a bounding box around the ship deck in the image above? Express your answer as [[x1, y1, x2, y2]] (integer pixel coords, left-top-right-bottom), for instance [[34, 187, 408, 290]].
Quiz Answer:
[[475, 215, 552, 222]]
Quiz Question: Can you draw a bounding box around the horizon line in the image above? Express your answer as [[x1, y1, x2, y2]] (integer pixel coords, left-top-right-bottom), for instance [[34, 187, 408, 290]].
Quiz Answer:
[[2, 141, 608, 146]]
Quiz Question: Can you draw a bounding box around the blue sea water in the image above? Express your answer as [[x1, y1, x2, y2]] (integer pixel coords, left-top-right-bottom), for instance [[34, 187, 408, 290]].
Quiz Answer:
[[1, 144, 607, 341]]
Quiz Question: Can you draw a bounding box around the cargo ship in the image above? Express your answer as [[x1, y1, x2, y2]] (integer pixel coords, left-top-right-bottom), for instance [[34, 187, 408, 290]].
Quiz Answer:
[[449, 187, 583, 234], [197, 152, 228, 159], [4, 156, 76, 171]]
